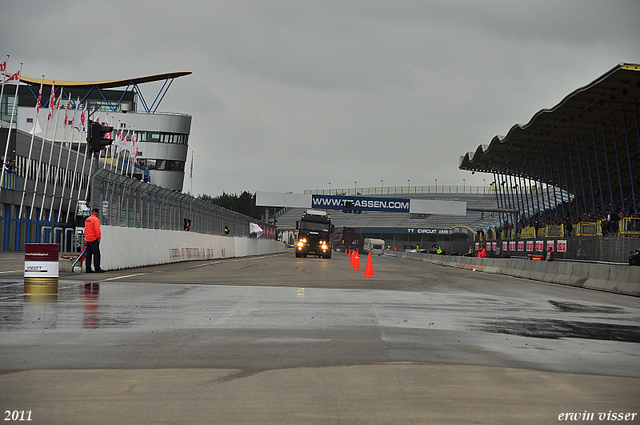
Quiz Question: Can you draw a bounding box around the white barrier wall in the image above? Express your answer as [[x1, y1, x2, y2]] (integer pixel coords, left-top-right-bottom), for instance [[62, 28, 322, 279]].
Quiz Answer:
[[393, 251, 640, 297], [100, 226, 285, 270]]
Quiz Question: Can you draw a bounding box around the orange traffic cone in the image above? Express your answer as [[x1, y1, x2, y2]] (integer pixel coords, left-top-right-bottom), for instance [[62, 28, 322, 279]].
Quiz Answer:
[[363, 252, 375, 278], [352, 250, 361, 271], [349, 249, 355, 265]]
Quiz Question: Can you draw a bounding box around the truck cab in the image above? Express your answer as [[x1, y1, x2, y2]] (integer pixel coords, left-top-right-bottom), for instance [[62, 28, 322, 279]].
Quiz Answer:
[[295, 210, 334, 258]]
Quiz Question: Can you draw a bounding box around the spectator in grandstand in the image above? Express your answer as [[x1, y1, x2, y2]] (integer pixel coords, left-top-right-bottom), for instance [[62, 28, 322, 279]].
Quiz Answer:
[[608, 210, 620, 234], [601, 213, 610, 235], [629, 249, 640, 266], [564, 217, 573, 237], [8, 159, 17, 173]]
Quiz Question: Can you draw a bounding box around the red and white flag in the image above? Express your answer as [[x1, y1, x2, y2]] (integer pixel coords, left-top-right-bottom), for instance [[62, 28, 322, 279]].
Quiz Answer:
[[47, 84, 56, 120], [0, 61, 5, 73], [52, 90, 63, 122], [124, 130, 130, 151], [131, 132, 138, 163], [115, 127, 124, 153], [71, 105, 79, 130], [64, 94, 71, 126], [36, 82, 43, 114], [79, 105, 87, 134], [1, 71, 20, 84]]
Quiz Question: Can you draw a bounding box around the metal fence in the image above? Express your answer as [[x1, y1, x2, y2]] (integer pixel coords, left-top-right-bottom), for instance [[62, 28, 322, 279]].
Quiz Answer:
[[89, 167, 272, 238]]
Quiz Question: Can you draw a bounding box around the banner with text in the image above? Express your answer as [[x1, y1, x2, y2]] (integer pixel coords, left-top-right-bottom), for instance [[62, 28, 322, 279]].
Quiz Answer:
[[311, 195, 410, 213]]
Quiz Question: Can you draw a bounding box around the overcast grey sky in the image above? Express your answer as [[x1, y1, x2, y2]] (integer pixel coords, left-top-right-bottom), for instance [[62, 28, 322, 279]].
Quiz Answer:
[[2, 0, 639, 197]]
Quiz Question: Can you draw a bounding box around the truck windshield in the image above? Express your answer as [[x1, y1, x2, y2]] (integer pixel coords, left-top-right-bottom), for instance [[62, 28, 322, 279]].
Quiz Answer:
[[300, 221, 330, 232]]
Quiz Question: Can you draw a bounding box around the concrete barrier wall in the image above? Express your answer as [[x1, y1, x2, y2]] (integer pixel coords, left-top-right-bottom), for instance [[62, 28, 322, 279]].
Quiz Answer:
[[392, 251, 640, 297], [100, 226, 285, 270]]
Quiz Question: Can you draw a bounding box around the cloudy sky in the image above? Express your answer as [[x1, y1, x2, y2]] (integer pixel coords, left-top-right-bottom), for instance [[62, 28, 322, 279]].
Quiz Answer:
[[2, 0, 639, 197]]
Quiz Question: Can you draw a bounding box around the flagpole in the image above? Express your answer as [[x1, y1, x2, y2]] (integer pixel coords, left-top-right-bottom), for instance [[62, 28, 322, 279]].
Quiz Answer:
[[122, 128, 131, 177], [19, 76, 44, 232], [0, 55, 9, 121], [0, 62, 22, 198], [38, 82, 59, 223], [30, 81, 56, 222], [129, 127, 136, 179], [44, 88, 65, 226], [57, 92, 74, 224], [64, 99, 83, 223], [76, 105, 90, 202], [108, 115, 115, 172]]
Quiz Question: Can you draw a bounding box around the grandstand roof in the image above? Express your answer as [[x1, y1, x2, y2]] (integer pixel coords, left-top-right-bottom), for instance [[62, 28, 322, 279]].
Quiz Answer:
[[16, 72, 192, 89], [459, 63, 640, 201]]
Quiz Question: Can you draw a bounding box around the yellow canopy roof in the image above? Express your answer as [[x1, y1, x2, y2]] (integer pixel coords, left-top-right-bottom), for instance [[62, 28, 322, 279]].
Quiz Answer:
[[15, 71, 191, 88]]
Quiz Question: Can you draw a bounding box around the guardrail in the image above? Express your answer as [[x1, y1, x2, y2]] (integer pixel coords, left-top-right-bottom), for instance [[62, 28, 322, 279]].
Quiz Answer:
[[306, 185, 493, 196]]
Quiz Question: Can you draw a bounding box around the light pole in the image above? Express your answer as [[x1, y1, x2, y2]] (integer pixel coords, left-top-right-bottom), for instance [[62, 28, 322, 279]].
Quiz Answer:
[[354, 181, 357, 195], [435, 178, 437, 193], [483, 179, 486, 194], [463, 178, 466, 193], [329, 182, 331, 194], [380, 180, 384, 193], [407, 179, 410, 192]]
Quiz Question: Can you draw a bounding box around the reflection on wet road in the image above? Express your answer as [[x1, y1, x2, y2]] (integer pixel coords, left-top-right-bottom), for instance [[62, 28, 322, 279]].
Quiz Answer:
[[1, 269, 639, 377]]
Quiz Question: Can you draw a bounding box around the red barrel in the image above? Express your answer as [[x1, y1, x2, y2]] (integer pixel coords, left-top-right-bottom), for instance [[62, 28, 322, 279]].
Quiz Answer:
[[24, 244, 59, 296]]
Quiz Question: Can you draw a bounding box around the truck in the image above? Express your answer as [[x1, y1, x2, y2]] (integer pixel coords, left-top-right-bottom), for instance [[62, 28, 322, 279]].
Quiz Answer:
[[295, 210, 334, 258], [331, 226, 363, 253]]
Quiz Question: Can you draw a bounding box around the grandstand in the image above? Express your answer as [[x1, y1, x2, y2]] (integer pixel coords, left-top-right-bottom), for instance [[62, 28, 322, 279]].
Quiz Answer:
[[277, 63, 640, 260]]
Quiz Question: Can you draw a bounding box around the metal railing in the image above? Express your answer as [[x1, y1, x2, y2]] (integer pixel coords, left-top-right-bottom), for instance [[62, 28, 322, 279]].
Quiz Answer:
[[89, 167, 273, 238], [306, 185, 493, 196]]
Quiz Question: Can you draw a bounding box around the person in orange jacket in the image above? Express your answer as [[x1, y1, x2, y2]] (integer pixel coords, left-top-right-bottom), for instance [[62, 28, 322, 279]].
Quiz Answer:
[[478, 245, 487, 258], [84, 208, 104, 273]]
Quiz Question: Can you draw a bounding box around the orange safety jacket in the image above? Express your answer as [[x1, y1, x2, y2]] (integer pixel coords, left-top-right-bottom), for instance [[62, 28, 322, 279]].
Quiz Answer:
[[84, 215, 101, 242]]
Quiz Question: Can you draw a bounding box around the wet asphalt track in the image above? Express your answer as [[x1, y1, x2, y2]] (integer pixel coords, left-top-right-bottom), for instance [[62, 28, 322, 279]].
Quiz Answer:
[[0, 251, 639, 424]]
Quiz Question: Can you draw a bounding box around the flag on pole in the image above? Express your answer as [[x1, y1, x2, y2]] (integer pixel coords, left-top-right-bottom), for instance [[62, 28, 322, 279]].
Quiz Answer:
[[47, 84, 56, 120], [36, 82, 43, 114], [0, 61, 5, 73], [131, 132, 138, 163], [0, 71, 20, 84], [79, 104, 87, 134], [124, 129, 130, 151], [64, 94, 71, 126], [54, 91, 63, 118], [249, 223, 264, 238], [115, 127, 123, 153], [71, 104, 79, 131]]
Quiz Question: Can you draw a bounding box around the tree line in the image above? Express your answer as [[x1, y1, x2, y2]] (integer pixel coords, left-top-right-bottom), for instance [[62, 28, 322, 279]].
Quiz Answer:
[[198, 191, 263, 220]]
